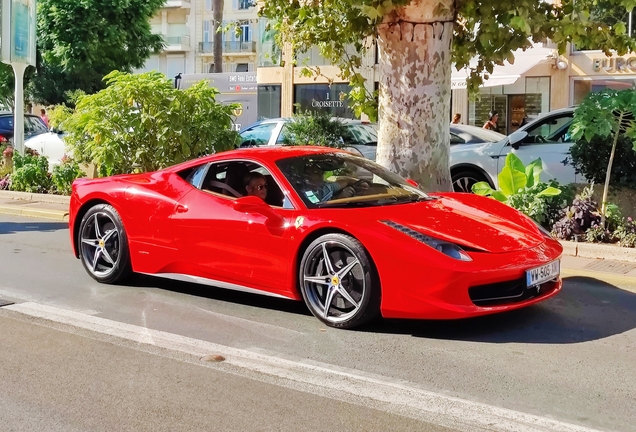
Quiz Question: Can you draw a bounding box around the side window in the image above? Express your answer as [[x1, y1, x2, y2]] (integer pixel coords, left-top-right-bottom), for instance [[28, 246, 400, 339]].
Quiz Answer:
[[25, 117, 48, 136], [450, 133, 465, 145], [524, 115, 573, 144], [202, 160, 291, 207], [239, 123, 278, 147], [183, 163, 210, 189]]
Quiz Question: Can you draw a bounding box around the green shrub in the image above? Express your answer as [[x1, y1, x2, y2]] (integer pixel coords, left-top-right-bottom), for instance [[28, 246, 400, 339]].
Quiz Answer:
[[51, 158, 85, 195], [552, 185, 600, 241], [282, 110, 350, 147], [570, 134, 636, 190], [63, 71, 239, 176], [472, 153, 563, 228], [10, 153, 51, 193]]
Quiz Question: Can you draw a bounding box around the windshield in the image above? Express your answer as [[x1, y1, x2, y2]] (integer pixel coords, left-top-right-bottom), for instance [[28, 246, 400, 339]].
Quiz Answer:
[[276, 153, 431, 209], [342, 123, 377, 145]]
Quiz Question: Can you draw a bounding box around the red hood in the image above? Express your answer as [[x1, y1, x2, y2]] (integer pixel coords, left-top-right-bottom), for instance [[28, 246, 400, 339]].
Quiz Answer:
[[366, 194, 543, 253]]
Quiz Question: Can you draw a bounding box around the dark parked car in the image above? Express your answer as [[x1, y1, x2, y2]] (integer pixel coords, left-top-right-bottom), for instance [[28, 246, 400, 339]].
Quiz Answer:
[[0, 112, 50, 143]]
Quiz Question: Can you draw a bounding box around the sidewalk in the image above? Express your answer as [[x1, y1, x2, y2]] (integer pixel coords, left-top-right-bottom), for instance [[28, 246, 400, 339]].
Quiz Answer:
[[0, 190, 635, 284]]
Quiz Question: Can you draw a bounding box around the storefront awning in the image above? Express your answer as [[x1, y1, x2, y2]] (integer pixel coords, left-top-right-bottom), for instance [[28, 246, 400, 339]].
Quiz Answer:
[[451, 47, 554, 89]]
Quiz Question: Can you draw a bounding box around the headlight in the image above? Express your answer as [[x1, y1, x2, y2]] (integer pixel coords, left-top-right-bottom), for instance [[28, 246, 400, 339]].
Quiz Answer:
[[381, 220, 472, 261]]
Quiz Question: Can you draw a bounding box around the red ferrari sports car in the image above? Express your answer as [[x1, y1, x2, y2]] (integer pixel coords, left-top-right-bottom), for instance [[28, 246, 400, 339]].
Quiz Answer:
[[69, 146, 562, 329]]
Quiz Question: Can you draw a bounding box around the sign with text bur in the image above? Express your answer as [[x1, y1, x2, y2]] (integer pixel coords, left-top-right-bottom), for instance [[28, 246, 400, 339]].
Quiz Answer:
[[1, 0, 37, 66]]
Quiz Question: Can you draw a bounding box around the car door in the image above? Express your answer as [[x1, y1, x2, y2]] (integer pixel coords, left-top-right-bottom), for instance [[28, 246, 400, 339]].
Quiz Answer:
[[498, 113, 576, 184], [170, 160, 295, 297]]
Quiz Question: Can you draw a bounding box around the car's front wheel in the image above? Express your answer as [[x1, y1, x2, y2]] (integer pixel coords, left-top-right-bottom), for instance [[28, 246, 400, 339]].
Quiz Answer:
[[451, 169, 491, 193], [299, 234, 380, 329], [78, 204, 132, 284]]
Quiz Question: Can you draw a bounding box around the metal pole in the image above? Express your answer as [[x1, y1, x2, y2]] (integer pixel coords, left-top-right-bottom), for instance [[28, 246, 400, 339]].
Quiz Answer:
[[12, 62, 28, 155]]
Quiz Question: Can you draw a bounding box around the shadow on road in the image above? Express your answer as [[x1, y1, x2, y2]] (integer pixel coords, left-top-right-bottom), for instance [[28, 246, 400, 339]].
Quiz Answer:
[[126, 274, 636, 343], [0, 221, 68, 234], [363, 276, 636, 343], [129, 274, 312, 317]]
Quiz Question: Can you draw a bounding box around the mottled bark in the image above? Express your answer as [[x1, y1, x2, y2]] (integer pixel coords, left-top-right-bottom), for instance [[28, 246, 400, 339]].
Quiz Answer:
[[376, 0, 454, 192], [213, 0, 224, 73]]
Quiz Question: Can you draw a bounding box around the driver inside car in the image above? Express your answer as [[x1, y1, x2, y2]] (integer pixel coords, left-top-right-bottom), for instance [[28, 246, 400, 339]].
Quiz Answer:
[[305, 164, 369, 202]]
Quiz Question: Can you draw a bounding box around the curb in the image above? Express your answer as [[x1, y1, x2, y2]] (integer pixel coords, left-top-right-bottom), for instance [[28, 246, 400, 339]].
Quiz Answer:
[[0, 203, 68, 221], [0, 190, 70, 205], [559, 240, 636, 262]]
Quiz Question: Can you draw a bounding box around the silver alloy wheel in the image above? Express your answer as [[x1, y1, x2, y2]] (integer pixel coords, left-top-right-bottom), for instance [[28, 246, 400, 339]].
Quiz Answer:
[[302, 240, 365, 324], [79, 212, 121, 277], [452, 175, 481, 193]]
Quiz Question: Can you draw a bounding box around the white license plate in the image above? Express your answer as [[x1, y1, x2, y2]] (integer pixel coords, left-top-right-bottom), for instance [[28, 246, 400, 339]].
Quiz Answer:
[[526, 260, 560, 287]]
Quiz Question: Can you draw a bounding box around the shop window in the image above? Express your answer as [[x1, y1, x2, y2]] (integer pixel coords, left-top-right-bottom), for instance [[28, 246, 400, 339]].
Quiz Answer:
[[573, 78, 636, 105], [294, 83, 355, 119], [257, 85, 282, 120]]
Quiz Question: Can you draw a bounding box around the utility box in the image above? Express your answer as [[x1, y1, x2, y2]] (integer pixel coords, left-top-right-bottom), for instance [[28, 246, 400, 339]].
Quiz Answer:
[[178, 72, 257, 132]]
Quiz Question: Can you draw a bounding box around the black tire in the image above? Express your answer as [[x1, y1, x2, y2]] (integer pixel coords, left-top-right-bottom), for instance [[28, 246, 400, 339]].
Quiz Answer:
[[299, 233, 380, 329], [451, 169, 491, 193], [78, 204, 132, 284]]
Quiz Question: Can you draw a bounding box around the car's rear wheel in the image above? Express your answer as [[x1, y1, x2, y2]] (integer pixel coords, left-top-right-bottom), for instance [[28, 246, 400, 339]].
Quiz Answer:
[[299, 234, 380, 329], [451, 169, 491, 193], [78, 204, 132, 284]]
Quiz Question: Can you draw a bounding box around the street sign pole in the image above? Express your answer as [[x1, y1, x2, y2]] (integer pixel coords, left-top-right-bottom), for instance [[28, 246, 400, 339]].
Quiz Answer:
[[12, 62, 27, 154]]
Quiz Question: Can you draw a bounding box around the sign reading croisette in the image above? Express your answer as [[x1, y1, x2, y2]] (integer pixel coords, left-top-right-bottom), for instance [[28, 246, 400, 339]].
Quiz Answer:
[[592, 56, 636, 73], [311, 93, 344, 108]]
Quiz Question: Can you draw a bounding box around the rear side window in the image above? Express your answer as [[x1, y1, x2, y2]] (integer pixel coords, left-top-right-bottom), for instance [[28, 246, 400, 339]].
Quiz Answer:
[[239, 123, 278, 147], [342, 124, 377, 145], [0, 116, 13, 130]]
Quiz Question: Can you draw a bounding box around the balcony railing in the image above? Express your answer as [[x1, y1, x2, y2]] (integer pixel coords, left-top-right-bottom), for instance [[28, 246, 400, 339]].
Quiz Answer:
[[163, 35, 190, 50], [198, 41, 256, 54]]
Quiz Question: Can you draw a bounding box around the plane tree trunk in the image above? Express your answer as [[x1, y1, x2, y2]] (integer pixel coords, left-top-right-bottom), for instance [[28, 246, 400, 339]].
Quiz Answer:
[[376, 0, 454, 192]]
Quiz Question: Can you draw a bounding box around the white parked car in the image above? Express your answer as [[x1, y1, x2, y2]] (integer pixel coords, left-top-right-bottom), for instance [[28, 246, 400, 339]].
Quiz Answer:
[[450, 107, 579, 192], [25, 130, 67, 171]]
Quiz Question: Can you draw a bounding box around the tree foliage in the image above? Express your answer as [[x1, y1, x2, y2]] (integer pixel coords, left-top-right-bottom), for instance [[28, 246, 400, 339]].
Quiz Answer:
[[569, 88, 636, 225], [0, 0, 166, 106], [262, 0, 636, 119], [62, 71, 239, 176]]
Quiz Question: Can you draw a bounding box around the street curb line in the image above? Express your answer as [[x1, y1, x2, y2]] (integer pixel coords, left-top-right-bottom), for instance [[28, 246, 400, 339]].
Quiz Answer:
[[562, 268, 636, 288], [0, 204, 68, 221], [0, 190, 70, 205], [559, 240, 636, 262]]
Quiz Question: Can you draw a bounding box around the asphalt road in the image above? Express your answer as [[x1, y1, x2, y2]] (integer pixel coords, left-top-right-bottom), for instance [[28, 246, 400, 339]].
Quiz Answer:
[[1, 215, 635, 431]]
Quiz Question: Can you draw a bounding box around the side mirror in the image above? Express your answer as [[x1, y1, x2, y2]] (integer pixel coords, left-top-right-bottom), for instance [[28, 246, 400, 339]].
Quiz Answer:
[[406, 179, 418, 187], [509, 131, 528, 150], [233, 195, 268, 213]]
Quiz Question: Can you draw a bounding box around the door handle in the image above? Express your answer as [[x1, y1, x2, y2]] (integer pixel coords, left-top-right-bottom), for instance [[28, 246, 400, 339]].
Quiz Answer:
[[176, 204, 189, 213]]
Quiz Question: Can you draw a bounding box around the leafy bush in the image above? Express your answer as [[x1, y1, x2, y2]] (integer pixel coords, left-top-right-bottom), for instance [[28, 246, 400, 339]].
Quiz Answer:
[[552, 185, 600, 241], [615, 217, 636, 247], [472, 153, 563, 227], [585, 223, 611, 243], [10, 153, 51, 193], [570, 134, 636, 190], [51, 157, 85, 195], [63, 71, 239, 176], [282, 110, 350, 147], [569, 89, 636, 226], [0, 173, 10, 190]]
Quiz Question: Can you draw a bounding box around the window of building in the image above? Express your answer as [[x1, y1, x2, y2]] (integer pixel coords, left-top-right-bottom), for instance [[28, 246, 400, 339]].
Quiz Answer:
[[238, 0, 251, 10], [294, 83, 355, 119], [257, 19, 281, 67], [203, 20, 210, 43], [258, 85, 282, 119], [572, 77, 636, 105], [205, 0, 212, 10], [240, 23, 251, 42], [236, 63, 249, 72]]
